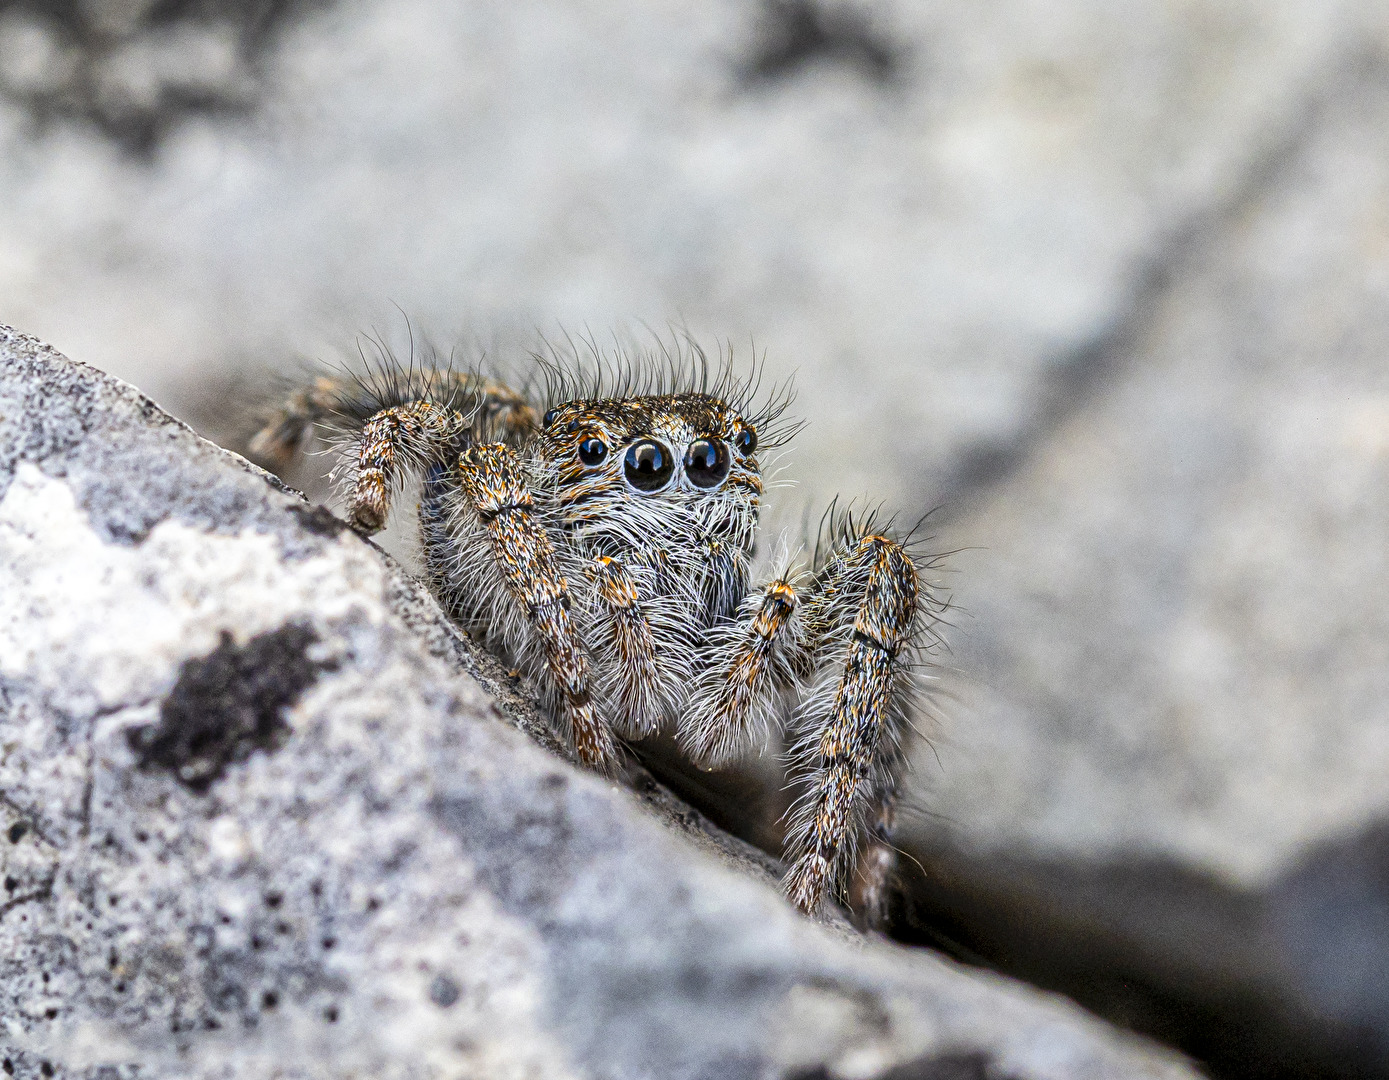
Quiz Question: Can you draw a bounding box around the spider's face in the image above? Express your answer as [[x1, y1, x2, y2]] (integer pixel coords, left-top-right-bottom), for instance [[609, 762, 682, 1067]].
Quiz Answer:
[[534, 392, 762, 556]]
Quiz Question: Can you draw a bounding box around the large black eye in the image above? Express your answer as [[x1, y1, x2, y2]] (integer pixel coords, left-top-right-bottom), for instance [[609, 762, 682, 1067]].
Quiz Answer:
[[734, 428, 757, 455], [578, 437, 608, 467], [543, 408, 561, 428], [623, 440, 674, 492], [684, 438, 730, 489]]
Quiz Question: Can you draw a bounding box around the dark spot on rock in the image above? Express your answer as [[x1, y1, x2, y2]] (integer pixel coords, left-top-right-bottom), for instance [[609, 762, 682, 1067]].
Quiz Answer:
[[204, 1016, 221, 1031], [541, 773, 567, 790], [250, 935, 264, 950], [3, 876, 16, 893], [321, 936, 336, 950], [108, 949, 118, 969], [288, 502, 349, 538], [429, 974, 461, 1009], [7, 822, 28, 843], [40, 1063, 53, 1078], [127, 623, 336, 792], [261, 990, 278, 1010], [741, 0, 900, 87], [44, 1007, 57, 1019], [365, 897, 380, 912], [114, 981, 126, 993], [135, 830, 149, 843], [1, 1059, 11, 1075], [323, 1004, 339, 1023], [264, 891, 283, 909]]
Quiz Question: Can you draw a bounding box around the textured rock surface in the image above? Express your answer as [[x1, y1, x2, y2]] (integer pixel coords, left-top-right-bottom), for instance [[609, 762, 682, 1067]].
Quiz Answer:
[[0, 329, 1197, 1079], [900, 49, 1389, 1080], [8, 4, 1389, 1076]]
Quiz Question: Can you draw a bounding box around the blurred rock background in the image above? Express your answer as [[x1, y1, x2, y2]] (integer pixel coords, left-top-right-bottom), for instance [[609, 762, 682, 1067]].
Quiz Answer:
[[3, 0, 1389, 1076]]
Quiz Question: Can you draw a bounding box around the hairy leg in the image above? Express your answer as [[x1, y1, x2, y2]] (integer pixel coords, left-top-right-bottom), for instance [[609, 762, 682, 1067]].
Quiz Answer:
[[584, 556, 662, 733], [783, 533, 922, 922], [847, 789, 897, 930], [453, 442, 617, 770], [249, 375, 345, 465], [251, 370, 537, 533], [679, 575, 803, 768]]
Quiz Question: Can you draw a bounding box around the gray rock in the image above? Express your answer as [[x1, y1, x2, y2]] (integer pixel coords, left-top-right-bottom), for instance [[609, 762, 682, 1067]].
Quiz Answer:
[[0, 326, 1195, 1079], [900, 50, 1389, 1079]]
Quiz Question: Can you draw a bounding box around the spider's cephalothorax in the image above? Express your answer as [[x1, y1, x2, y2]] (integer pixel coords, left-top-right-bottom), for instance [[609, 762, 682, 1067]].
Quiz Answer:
[[253, 347, 945, 926]]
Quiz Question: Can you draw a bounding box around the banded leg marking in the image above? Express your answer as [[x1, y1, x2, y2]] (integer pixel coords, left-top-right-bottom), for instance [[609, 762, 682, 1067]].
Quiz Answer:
[[585, 555, 663, 736], [351, 400, 469, 532], [785, 537, 918, 915], [457, 443, 615, 769]]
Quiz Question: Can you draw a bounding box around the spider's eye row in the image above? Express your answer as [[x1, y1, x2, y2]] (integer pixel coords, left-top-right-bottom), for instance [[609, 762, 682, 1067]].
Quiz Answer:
[[734, 428, 757, 455], [578, 437, 608, 467], [684, 438, 730, 489], [624, 440, 674, 492], [543, 408, 560, 428]]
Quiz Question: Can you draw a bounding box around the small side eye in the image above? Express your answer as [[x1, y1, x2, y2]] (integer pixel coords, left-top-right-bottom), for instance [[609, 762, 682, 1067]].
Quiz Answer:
[[578, 437, 608, 467], [734, 428, 757, 455], [543, 408, 560, 428]]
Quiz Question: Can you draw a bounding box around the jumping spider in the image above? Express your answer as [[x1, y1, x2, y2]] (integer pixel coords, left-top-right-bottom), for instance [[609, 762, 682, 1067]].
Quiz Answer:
[[252, 343, 945, 926]]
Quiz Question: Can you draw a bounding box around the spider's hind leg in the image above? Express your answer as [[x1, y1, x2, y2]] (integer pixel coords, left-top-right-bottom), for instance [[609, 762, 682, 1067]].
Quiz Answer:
[[784, 527, 930, 926], [251, 368, 537, 533]]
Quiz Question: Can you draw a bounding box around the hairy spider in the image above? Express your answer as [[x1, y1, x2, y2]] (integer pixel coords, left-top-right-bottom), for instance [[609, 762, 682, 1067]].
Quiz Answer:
[[251, 342, 946, 926]]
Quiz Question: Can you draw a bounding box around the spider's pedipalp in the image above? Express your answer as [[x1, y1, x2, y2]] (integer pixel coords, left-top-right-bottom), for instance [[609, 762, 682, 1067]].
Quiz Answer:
[[679, 575, 803, 768], [583, 554, 673, 738]]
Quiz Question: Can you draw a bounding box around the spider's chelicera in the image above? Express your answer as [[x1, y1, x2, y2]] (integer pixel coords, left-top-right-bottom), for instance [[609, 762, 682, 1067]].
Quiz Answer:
[[252, 343, 947, 927]]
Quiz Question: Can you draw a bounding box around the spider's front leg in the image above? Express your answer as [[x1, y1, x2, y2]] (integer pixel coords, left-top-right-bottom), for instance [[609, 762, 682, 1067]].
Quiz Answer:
[[344, 399, 472, 532], [784, 532, 923, 925], [453, 443, 618, 771]]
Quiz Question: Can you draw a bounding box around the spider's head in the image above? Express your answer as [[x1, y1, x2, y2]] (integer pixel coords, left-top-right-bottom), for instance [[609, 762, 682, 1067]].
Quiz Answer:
[[535, 393, 765, 555]]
